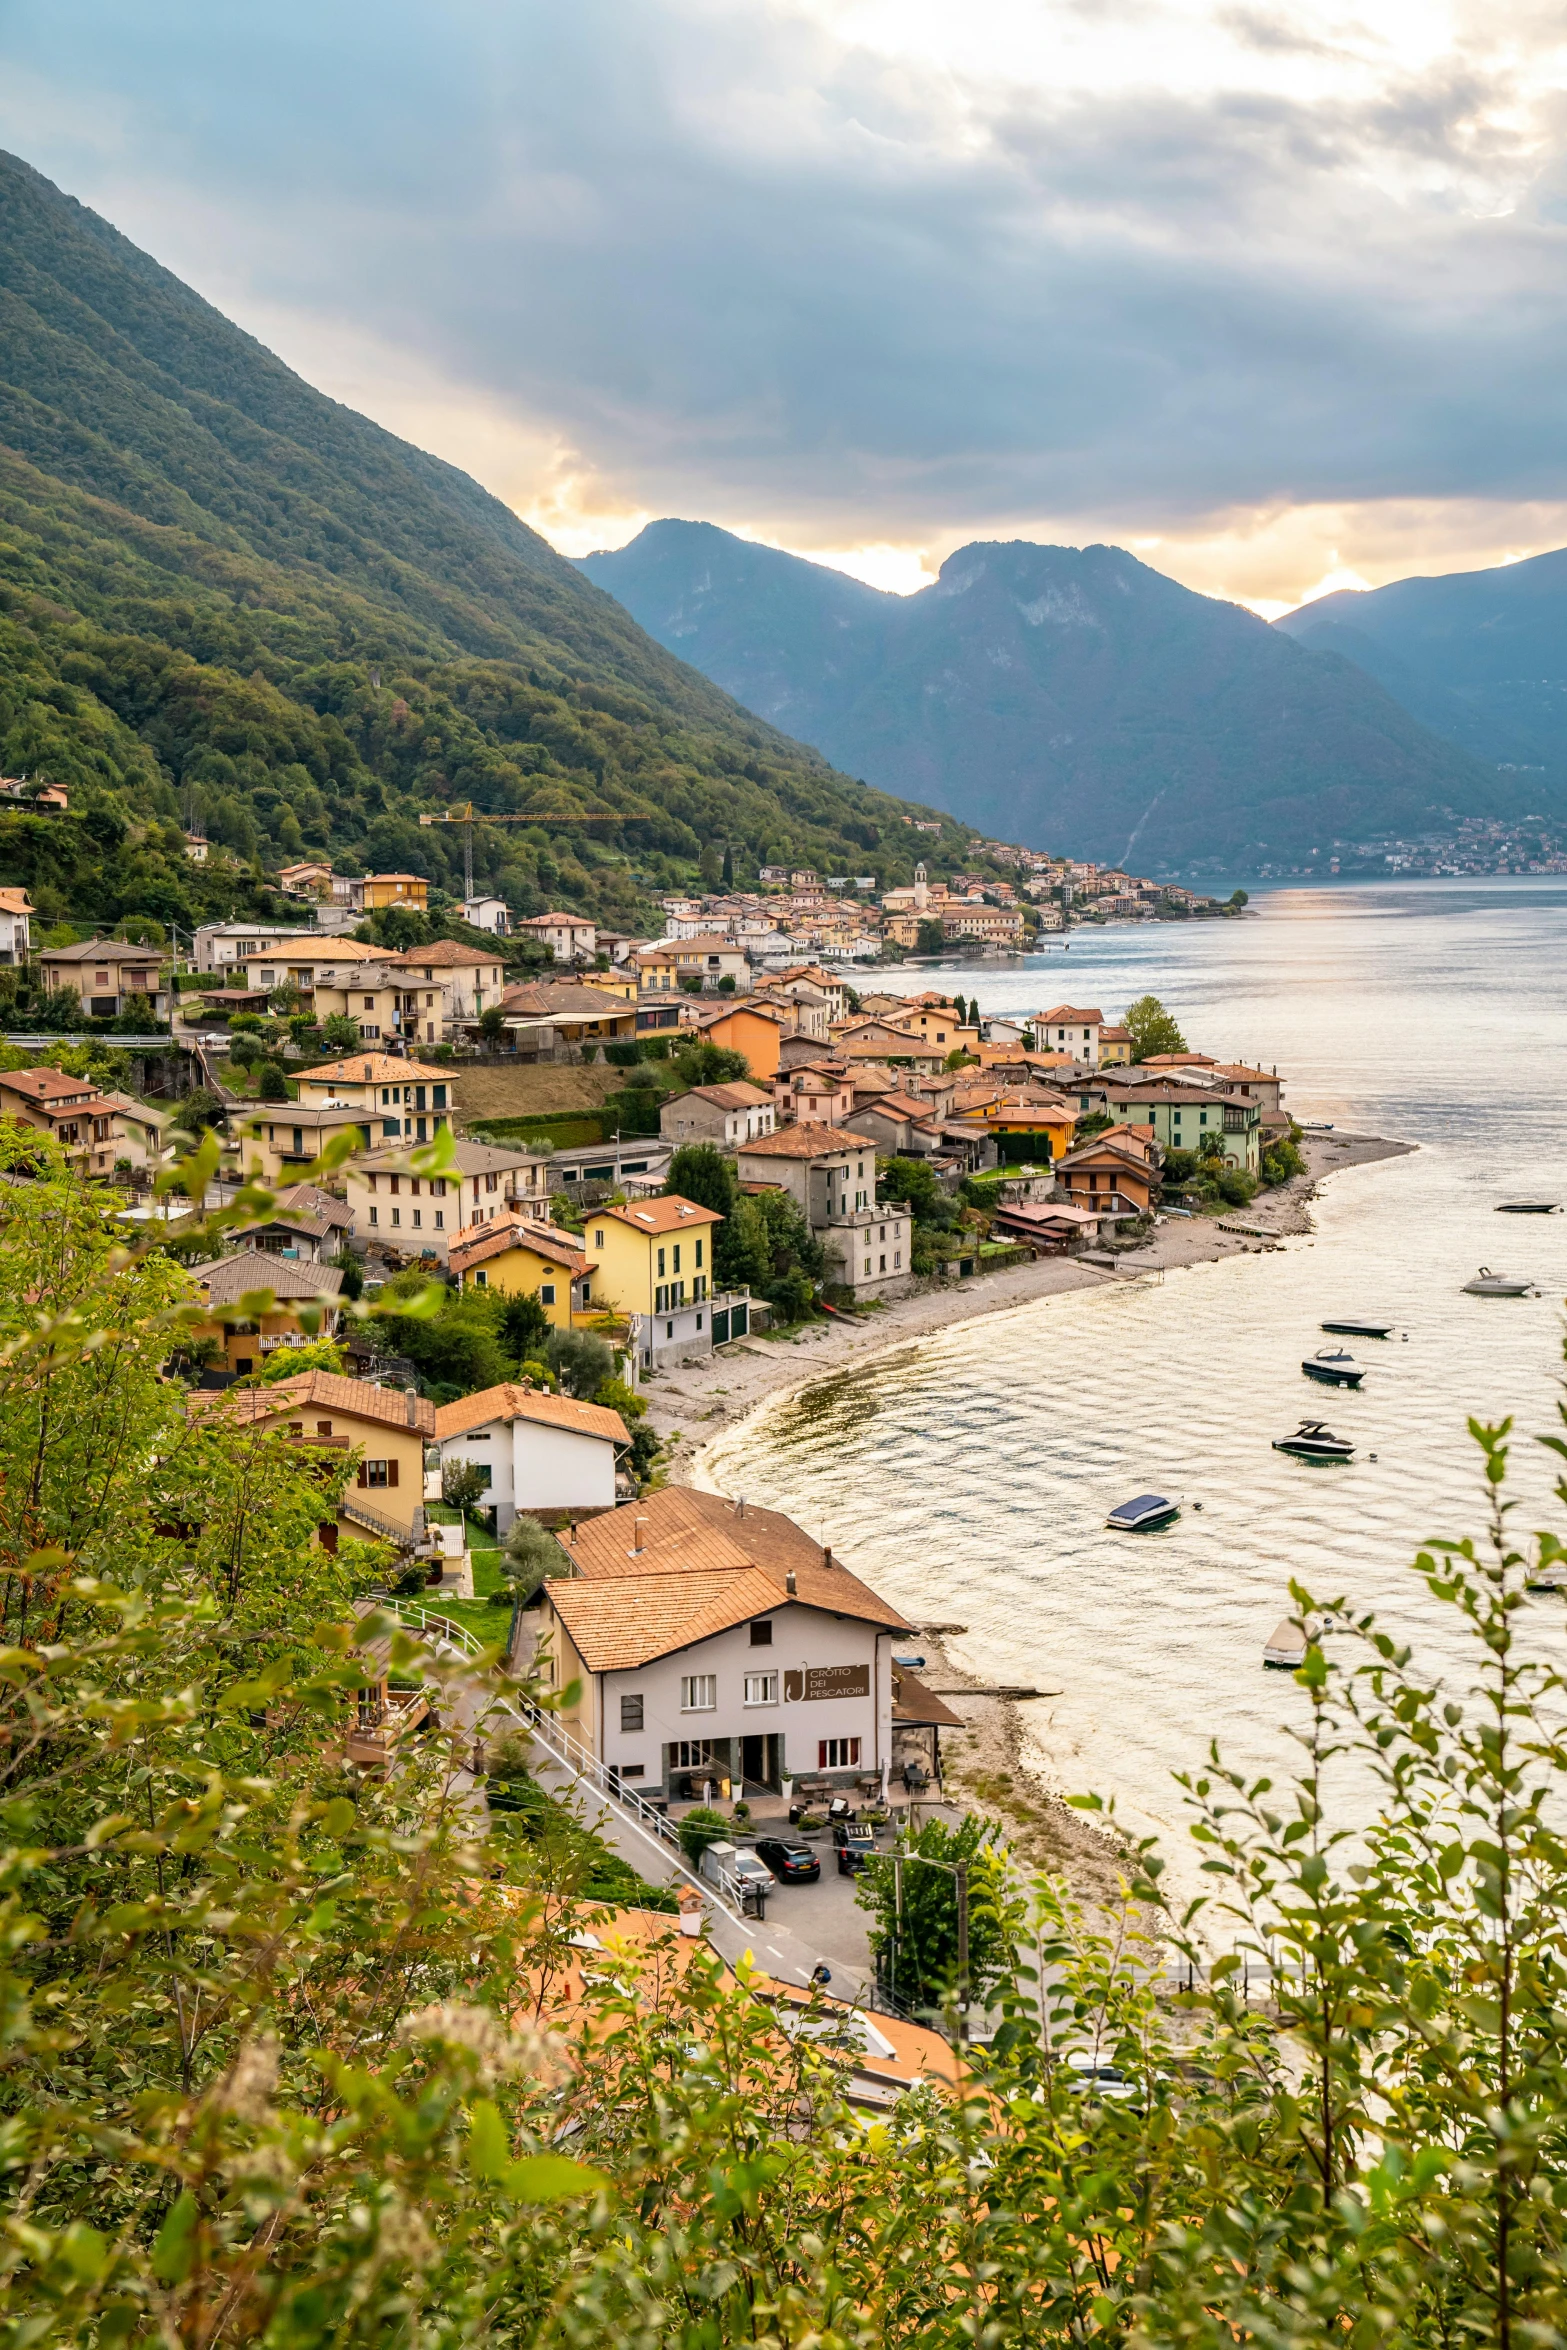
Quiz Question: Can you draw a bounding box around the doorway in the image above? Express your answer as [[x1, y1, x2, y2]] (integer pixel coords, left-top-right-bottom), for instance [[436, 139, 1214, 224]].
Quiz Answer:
[[739, 1732, 781, 1792]]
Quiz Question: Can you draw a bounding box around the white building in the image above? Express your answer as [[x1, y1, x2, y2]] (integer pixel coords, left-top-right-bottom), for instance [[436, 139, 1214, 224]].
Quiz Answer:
[[434, 1381, 630, 1533], [345, 1138, 552, 1261], [515, 910, 597, 962], [194, 921, 321, 974], [534, 1486, 912, 1798], [659, 1082, 776, 1148], [461, 896, 512, 934], [1035, 1004, 1104, 1065], [0, 888, 32, 965], [735, 1122, 913, 1302]]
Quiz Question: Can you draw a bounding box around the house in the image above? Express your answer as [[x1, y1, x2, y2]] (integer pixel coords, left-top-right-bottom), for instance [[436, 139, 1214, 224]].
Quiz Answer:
[[202, 1371, 435, 1548], [498, 980, 638, 1061], [184, 1250, 344, 1377], [548, 1138, 672, 1198], [184, 834, 210, 864], [293, 1054, 453, 1146], [0, 1066, 169, 1175], [357, 873, 429, 912], [434, 1381, 630, 1532], [773, 1062, 854, 1127], [881, 1003, 979, 1054], [1053, 1129, 1160, 1218], [1214, 1063, 1285, 1113], [461, 896, 512, 934], [346, 1138, 551, 1262], [236, 938, 387, 994], [533, 1485, 912, 1799], [194, 921, 320, 974], [229, 1181, 353, 1261], [385, 941, 508, 1040], [38, 940, 169, 1021], [988, 1199, 1104, 1251], [829, 1020, 945, 1075], [752, 976, 832, 1038], [681, 1000, 793, 1081], [515, 910, 597, 961], [1141, 1052, 1218, 1072], [583, 1195, 743, 1364], [944, 1096, 1077, 1163], [278, 861, 335, 898], [0, 888, 33, 964], [842, 1092, 945, 1159], [1035, 1005, 1104, 1065], [769, 963, 851, 1022], [249, 957, 403, 1043], [1101, 1081, 1255, 1166], [449, 1214, 592, 1326], [579, 967, 639, 1005], [637, 937, 752, 993], [940, 906, 1024, 946], [1098, 1024, 1133, 1065], [659, 1082, 776, 1147], [235, 1102, 374, 1186], [735, 1123, 912, 1303]]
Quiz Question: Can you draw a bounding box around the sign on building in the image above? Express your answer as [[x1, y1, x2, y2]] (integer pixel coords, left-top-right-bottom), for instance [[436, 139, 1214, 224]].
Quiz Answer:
[[784, 1663, 870, 1702]]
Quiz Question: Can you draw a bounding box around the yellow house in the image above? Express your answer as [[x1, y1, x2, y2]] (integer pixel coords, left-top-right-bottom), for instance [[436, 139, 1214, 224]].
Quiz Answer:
[[582, 967, 638, 1004], [947, 1099, 1078, 1162], [586, 1195, 722, 1319], [294, 1053, 453, 1145], [234, 1102, 369, 1184], [448, 1214, 590, 1326], [200, 1370, 436, 1546], [184, 1250, 344, 1377], [360, 873, 429, 911]]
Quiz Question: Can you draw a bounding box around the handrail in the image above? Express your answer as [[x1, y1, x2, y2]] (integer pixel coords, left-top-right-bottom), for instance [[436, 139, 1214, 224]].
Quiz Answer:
[[392, 1602, 748, 1924]]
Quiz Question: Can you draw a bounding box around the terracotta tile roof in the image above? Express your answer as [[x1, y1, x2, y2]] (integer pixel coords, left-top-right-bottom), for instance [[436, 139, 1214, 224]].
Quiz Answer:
[[1037, 1005, 1105, 1023], [297, 1052, 450, 1085], [675, 1082, 772, 1110], [356, 1137, 548, 1175], [565, 1487, 911, 1632], [0, 889, 32, 916], [434, 1381, 628, 1445], [386, 941, 499, 968], [735, 1121, 859, 1162], [500, 981, 633, 1017], [546, 1565, 784, 1671], [0, 1067, 99, 1103], [449, 1217, 587, 1276], [517, 909, 596, 927], [196, 1370, 436, 1435], [188, 1250, 346, 1307], [602, 1196, 722, 1234]]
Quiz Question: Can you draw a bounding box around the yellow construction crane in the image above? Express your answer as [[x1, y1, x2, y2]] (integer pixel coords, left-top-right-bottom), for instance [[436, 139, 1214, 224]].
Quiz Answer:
[[418, 802, 625, 898]]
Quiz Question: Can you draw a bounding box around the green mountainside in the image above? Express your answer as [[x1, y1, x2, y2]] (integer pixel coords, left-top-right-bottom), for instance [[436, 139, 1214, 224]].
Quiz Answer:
[[0, 150, 979, 936], [583, 521, 1523, 868]]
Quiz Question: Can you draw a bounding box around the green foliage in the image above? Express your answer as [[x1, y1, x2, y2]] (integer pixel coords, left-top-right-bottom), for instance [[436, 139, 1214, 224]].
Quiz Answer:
[[664, 1139, 742, 1263], [246, 1335, 346, 1384], [502, 1514, 569, 1601], [858, 1814, 1013, 2013], [1261, 1134, 1305, 1185], [499, 1286, 552, 1364], [1124, 992, 1188, 1060], [545, 1326, 614, 1399], [915, 918, 948, 954], [1229, 885, 1250, 905], [877, 1154, 950, 1226], [677, 1804, 734, 1862], [320, 1011, 361, 1051], [442, 1458, 491, 1515], [372, 1279, 511, 1395], [602, 1037, 643, 1066], [256, 1060, 289, 1101], [672, 1039, 752, 1087], [483, 1767, 678, 1911]]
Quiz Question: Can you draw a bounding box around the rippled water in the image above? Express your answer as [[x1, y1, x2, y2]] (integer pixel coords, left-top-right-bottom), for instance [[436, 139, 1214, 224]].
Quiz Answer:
[[704, 882, 1567, 1872]]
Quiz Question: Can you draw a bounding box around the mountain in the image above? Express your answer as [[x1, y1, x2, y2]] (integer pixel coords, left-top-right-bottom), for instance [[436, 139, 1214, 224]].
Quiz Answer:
[[0, 152, 977, 939], [1275, 548, 1567, 790], [580, 521, 1519, 866]]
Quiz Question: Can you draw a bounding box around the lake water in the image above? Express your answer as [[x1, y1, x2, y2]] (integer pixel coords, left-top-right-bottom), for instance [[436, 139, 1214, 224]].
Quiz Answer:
[[704, 881, 1567, 1880]]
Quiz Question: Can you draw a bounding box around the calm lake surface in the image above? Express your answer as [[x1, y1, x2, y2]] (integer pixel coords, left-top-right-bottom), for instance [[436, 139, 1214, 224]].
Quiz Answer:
[[704, 881, 1567, 1875]]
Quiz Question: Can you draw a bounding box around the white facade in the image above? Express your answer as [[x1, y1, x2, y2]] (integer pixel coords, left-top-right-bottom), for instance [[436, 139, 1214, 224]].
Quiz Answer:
[[820, 1209, 914, 1303], [518, 913, 597, 961], [440, 1413, 620, 1531], [0, 891, 32, 963], [462, 897, 512, 934], [545, 1597, 897, 1795], [194, 921, 319, 973]]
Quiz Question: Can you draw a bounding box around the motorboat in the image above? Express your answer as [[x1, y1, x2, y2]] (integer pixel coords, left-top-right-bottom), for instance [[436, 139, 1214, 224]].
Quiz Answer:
[[1106, 1492, 1181, 1532], [1497, 1202, 1561, 1215], [1303, 1347, 1363, 1387], [1263, 1616, 1308, 1669], [1463, 1268, 1536, 1297], [1273, 1421, 1355, 1462], [1321, 1317, 1393, 1339]]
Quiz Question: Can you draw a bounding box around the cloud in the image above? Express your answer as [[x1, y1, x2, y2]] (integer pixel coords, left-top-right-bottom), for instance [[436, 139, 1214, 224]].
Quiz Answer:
[[3, 0, 1567, 610]]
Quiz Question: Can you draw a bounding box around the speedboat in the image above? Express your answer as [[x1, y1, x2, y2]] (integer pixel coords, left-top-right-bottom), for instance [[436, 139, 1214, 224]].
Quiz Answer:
[[1273, 1421, 1355, 1462], [1463, 1268, 1536, 1297], [1303, 1347, 1363, 1387], [1497, 1202, 1561, 1215], [1106, 1492, 1181, 1532], [1321, 1317, 1393, 1339], [1263, 1616, 1309, 1668]]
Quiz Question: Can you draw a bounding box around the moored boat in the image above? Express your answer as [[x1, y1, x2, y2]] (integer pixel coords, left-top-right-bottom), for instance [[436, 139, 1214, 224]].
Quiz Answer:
[[1106, 1492, 1181, 1532], [1321, 1317, 1393, 1339], [1303, 1347, 1363, 1387], [1497, 1202, 1561, 1215], [1273, 1420, 1355, 1462], [1263, 1616, 1308, 1668], [1462, 1267, 1536, 1297]]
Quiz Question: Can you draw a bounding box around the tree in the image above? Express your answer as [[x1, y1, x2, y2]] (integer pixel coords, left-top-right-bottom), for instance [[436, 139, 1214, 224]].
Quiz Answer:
[[503, 1511, 569, 1599], [499, 1287, 551, 1365], [478, 1003, 508, 1046], [698, 841, 722, 887], [320, 1011, 360, 1051], [545, 1326, 613, 1399], [857, 1813, 1012, 2011], [1123, 991, 1188, 1061], [877, 1154, 944, 1224], [915, 918, 947, 955], [672, 1040, 751, 1087], [246, 1335, 346, 1383], [442, 1457, 491, 1514], [721, 842, 734, 887], [1229, 886, 1250, 906], [256, 1060, 289, 1100]]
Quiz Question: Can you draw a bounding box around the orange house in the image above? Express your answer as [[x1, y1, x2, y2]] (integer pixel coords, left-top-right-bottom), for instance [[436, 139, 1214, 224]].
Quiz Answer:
[[688, 1002, 792, 1081]]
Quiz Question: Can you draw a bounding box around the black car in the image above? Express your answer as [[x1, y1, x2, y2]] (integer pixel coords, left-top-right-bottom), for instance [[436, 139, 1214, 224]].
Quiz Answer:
[[753, 1837, 821, 1884], [831, 1822, 877, 1875]]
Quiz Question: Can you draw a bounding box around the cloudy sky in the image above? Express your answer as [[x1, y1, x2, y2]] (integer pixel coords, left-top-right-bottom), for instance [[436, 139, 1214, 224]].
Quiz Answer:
[[3, 0, 1566, 613]]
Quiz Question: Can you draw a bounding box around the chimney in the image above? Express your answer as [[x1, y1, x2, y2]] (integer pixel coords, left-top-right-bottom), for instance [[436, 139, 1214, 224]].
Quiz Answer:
[[569, 1520, 578, 1546], [823, 1546, 833, 1570], [632, 1516, 648, 1554], [737, 1496, 745, 1519], [406, 1390, 417, 1427], [786, 1569, 797, 1595]]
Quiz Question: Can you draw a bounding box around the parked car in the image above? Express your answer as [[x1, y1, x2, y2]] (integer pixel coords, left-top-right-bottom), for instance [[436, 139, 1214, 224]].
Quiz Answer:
[[753, 1837, 821, 1884], [698, 1840, 777, 1900], [831, 1822, 877, 1875], [1063, 2050, 1135, 2101]]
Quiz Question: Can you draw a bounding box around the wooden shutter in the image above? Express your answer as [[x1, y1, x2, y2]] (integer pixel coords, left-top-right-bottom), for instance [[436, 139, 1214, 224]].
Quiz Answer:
[[357, 1462, 367, 1487], [388, 1458, 399, 1488]]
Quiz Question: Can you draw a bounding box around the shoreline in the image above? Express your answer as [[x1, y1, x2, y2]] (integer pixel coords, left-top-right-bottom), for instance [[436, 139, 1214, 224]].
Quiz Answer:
[[652, 1127, 1415, 1908], [651, 1129, 1415, 1481]]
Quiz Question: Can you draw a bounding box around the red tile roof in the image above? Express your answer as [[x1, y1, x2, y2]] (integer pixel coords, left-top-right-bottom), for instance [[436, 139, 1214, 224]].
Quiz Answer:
[[434, 1381, 628, 1445], [602, 1196, 722, 1234]]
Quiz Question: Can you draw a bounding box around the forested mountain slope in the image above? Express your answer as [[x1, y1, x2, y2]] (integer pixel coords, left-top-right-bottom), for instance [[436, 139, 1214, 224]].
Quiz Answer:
[[583, 522, 1518, 867], [0, 151, 967, 933]]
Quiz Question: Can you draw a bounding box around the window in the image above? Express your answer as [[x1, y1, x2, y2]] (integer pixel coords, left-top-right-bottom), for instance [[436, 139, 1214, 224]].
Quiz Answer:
[[433, 1179, 446, 1197], [594, 1229, 605, 1248], [657, 1246, 666, 1277], [412, 1210, 422, 1230], [391, 1208, 401, 1227], [434, 1212, 444, 1231], [818, 1737, 861, 1768], [390, 1176, 400, 1195], [475, 1270, 487, 1288], [744, 1672, 778, 1706], [468, 1464, 492, 1490], [486, 1173, 497, 1193], [362, 1459, 392, 1488], [672, 1243, 681, 1273], [680, 1675, 716, 1712], [750, 1619, 773, 1646], [620, 1694, 644, 1731], [695, 1237, 703, 1267], [363, 996, 375, 1010], [369, 1207, 378, 1226], [540, 1283, 556, 1305], [672, 1739, 714, 1768]]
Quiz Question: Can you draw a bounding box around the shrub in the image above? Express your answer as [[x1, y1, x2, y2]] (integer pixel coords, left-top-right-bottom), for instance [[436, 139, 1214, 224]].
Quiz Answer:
[[546, 1326, 614, 1398], [502, 1514, 569, 1600], [1216, 1166, 1257, 1205], [441, 1458, 490, 1514], [603, 1038, 643, 1066], [677, 1804, 732, 1862], [256, 1061, 289, 1101]]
